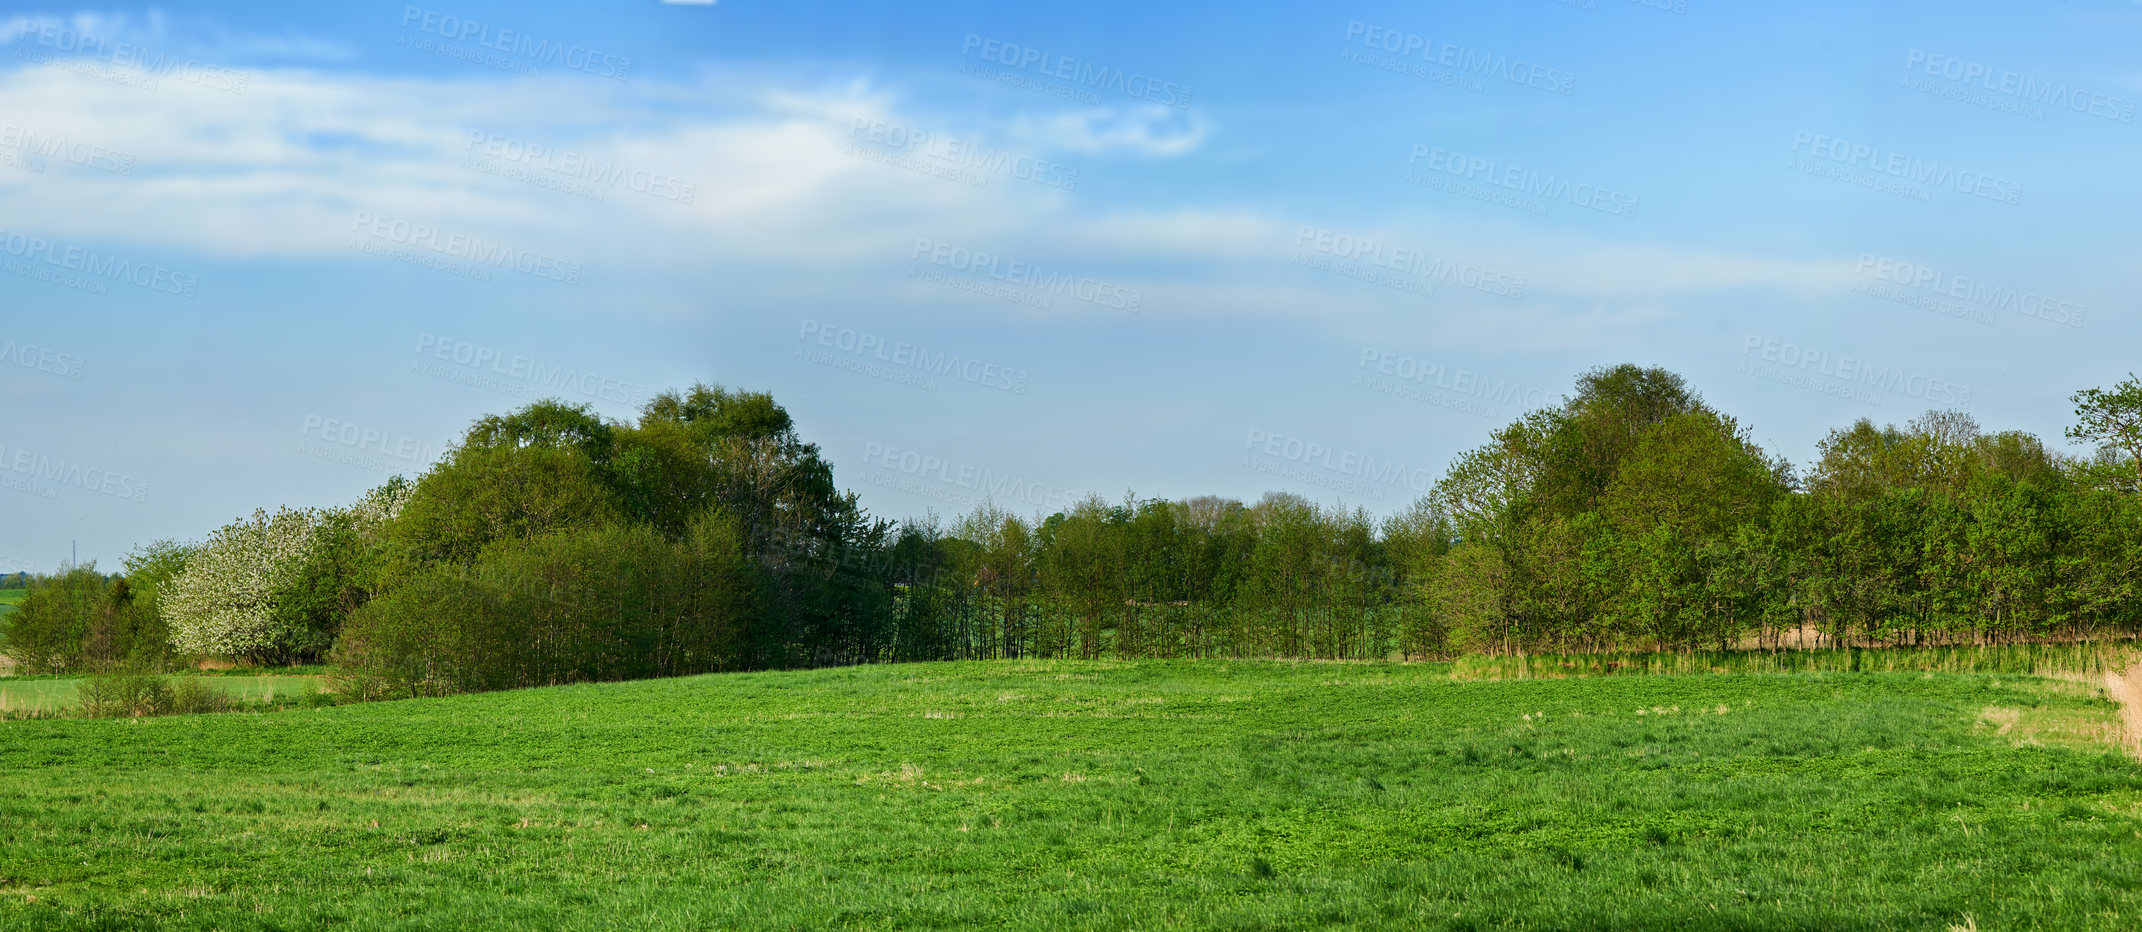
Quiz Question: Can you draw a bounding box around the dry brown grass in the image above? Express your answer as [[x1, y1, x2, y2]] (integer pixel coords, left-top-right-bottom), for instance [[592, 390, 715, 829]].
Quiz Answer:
[[2102, 660, 2142, 759]]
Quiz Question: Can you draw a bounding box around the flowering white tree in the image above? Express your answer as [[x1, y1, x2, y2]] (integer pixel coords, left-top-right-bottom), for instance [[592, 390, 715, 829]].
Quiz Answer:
[[165, 506, 327, 659], [164, 481, 410, 661]]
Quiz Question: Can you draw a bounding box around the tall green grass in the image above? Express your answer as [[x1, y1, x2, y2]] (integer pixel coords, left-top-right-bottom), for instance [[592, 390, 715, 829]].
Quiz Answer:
[[0, 674, 325, 718], [1453, 640, 2136, 681]]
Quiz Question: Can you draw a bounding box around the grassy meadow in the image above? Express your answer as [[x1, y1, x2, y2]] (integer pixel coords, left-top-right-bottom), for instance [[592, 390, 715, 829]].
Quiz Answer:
[[1, 658, 2140, 930], [0, 674, 328, 718]]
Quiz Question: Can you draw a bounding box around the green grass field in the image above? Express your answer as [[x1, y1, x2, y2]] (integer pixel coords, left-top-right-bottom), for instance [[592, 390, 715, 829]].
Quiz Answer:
[[2, 659, 2139, 930]]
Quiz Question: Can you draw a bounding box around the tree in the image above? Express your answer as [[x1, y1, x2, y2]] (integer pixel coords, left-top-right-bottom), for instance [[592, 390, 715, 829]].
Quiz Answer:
[[334, 515, 762, 696], [2068, 373, 2142, 489], [631, 384, 887, 667], [1382, 498, 1453, 658], [5, 565, 114, 673], [165, 482, 409, 664], [386, 436, 621, 570]]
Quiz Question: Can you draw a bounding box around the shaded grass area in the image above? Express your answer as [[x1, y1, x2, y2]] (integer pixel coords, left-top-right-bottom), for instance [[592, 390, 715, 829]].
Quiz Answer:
[[1, 660, 2140, 930]]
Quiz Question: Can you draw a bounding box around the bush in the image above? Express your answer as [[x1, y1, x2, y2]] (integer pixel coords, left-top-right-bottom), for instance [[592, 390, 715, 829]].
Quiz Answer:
[[77, 669, 173, 717], [334, 512, 762, 697], [77, 670, 235, 718], [168, 678, 236, 715], [5, 566, 172, 674]]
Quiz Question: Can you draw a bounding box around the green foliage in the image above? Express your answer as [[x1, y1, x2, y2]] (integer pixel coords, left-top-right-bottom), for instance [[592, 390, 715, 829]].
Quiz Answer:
[[2069, 371, 2142, 489], [385, 441, 621, 569], [163, 482, 406, 665], [2, 661, 2139, 928], [76, 669, 235, 718], [2, 565, 171, 673], [334, 515, 762, 696], [98, 369, 2142, 688]]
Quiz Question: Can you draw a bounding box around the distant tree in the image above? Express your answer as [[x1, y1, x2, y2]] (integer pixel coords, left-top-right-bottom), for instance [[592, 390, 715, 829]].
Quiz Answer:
[[4, 565, 112, 673], [386, 430, 621, 570], [165, 482, 408, 664], [333, 514, 761, 697], [2068, 373, 2142, 489]]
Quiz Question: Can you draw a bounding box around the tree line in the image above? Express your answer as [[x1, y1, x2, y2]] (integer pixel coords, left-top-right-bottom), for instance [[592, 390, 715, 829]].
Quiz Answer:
[[6, 366, 2140, 696]]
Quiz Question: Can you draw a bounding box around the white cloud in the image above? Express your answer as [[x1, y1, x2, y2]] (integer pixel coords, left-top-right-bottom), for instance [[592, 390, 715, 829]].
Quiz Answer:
[[0, 51, 1861, 328], [1008, 104, 1208, 157]]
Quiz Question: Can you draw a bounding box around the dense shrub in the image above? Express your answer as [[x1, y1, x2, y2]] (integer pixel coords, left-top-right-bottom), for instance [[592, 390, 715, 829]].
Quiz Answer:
[[333, 513, 762, 696], [4, 567, 172, 673], [77, 670, 234, 718]]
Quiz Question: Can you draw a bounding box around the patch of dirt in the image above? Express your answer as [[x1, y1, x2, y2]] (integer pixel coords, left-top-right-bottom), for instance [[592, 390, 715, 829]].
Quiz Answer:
[[1978, 706, 2020, 736], [2104, 660, 2142, 759]]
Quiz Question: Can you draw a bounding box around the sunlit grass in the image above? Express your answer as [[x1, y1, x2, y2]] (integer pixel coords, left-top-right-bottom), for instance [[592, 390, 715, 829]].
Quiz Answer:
[[1453, 641, 2136, 681], [0, 675, 324, 715], [1, 659, 2138, 930]]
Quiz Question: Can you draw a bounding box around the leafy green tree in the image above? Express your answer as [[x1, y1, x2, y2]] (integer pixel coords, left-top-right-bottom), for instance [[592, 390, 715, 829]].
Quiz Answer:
[[5, 565, 113, 673], [335, 514, 762, 696], [955, 502, 1039, 659], [2068, 373, 2142, 490], [166, 482, 409, 665], [1382, 498, 1453, 657], [386, 436, 621, 570]]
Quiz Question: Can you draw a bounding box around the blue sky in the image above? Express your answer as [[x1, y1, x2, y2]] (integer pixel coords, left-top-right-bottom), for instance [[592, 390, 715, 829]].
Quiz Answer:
[[2, 0, 2138, 569]]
